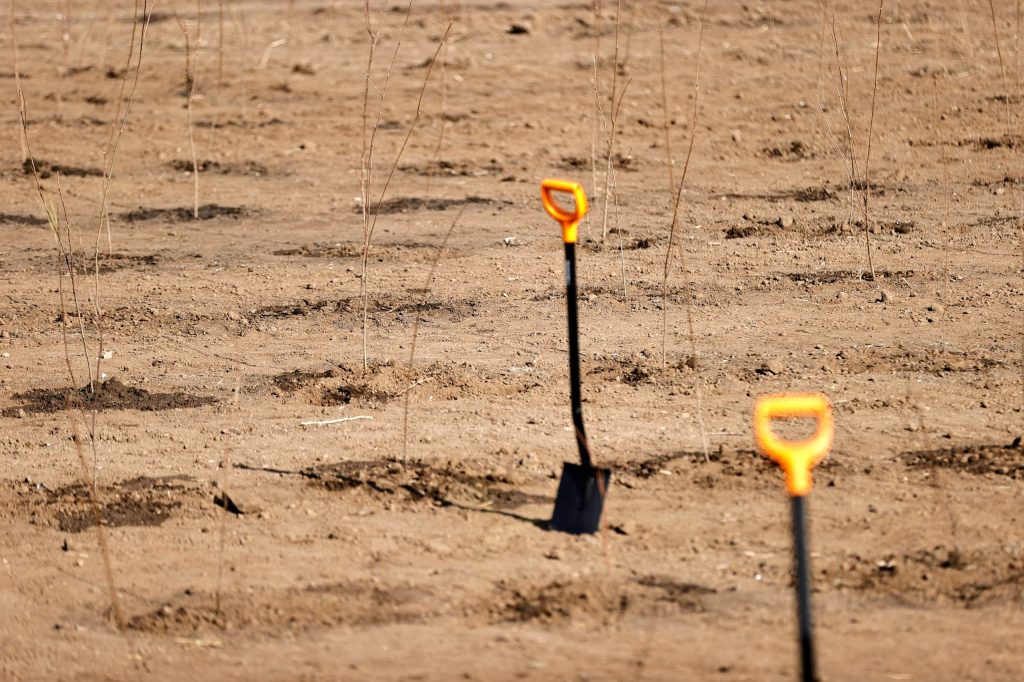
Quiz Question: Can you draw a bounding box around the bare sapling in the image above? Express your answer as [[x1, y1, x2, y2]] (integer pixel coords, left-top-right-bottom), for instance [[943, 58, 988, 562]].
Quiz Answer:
[[57, 0, 69, 122], [71, 415, 127, 629], [586, 0, 602, 240], [425, 5, 455, 196], [661, 0, 707, 367], [214, 375, 242, 615], [1016, 0, 1021, 102], [16, 31, 122, 625], [11, 0, 153, 631], [402, 207, 464, 463], [861, 0, 884, 283], [816, 4, 884, 279], [175, 4, 202, 220], [10, 2, 27, 165], [599, 0, 623, 243], [359, 0, 405, 370], [660, 0, 709, 461], [205, 0, 226, 154], [658, 27, 675, 197], [988, 0, 1013, 135], [93, 0, 152, 385], [359, 4, 453, 369]]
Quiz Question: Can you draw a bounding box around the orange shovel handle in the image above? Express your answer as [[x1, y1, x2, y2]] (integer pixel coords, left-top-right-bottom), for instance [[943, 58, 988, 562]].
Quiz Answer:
[[754, 393, 834, 497], [540, 179, 588, 244]]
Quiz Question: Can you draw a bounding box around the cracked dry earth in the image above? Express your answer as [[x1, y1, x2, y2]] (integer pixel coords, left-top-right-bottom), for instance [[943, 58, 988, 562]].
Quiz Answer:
[[1, 1, 1023, 681]]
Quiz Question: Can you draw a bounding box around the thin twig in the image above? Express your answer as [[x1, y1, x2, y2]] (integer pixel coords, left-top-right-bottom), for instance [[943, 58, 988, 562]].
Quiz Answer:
[[301, 415, 373, 427]]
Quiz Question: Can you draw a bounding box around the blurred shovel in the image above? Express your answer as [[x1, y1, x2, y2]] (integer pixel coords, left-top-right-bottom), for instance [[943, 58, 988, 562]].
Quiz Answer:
[[540, 179, 610, 535], [754, 393, 834, 682]]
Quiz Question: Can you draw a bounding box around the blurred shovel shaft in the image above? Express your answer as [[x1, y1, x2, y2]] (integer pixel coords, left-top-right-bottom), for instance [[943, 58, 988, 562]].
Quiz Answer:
[[791, 495, 817, 682]]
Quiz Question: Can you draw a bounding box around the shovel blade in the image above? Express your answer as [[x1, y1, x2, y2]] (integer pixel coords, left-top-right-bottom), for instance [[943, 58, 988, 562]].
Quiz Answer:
[[549, 462, 611, 535]]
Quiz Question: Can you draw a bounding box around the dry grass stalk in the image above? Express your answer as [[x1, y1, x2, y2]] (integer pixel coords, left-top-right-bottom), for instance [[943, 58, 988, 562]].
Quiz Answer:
[[360, 13, 453, 370], [402, 206, 465, 463], [660, 0, 709, 461]]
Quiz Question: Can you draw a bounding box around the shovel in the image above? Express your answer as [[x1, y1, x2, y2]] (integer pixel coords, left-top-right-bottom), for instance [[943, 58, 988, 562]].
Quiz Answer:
[[540, 178, 610, 535], [754, 393, 834, 682]]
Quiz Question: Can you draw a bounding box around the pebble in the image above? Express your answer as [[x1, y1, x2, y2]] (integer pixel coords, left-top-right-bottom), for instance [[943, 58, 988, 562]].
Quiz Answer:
[[612, 520, 637, 535], [777, 215, 794, 228], [876, 290, 892, 303], [227, 311, 241, 321], [730, 129, 742, 142], [759, 358, 785, 375], [836, 291, 849, 302], [508, 22, 531, 34]]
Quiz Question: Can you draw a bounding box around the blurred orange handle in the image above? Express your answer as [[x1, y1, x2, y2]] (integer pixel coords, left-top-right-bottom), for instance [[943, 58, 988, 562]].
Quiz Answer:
[[540, 179, 588, 244], [754, 393, 834, 496]]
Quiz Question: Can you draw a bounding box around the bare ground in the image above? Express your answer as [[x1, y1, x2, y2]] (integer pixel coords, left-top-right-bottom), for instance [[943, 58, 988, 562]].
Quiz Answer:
[[1, 1, 1023, 680]]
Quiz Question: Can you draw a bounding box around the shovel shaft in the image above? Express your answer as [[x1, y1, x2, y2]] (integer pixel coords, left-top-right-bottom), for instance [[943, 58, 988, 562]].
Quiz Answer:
[[791, 495, 817, 682], [563, 242, 592, 470]]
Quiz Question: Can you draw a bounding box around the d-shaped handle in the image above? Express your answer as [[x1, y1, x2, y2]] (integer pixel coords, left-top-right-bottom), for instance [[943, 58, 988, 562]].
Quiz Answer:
[[540, 179, 588, 244], [754, 393, 834, 497]]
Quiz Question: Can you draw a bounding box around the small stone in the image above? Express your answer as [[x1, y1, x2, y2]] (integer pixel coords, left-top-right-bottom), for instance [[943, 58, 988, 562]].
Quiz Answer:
[[758, 358, 785, 375], [227, 311, 241, 321], [927, 303, 944, 314], [777, 215, 794, 228], [507, 22, 531, 34], [305, 283, 316, 290], [612, 520, 636, 535], [836, 291, 849, 302], [876, 290, 892, 303], [730, 129, 742, 142]]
